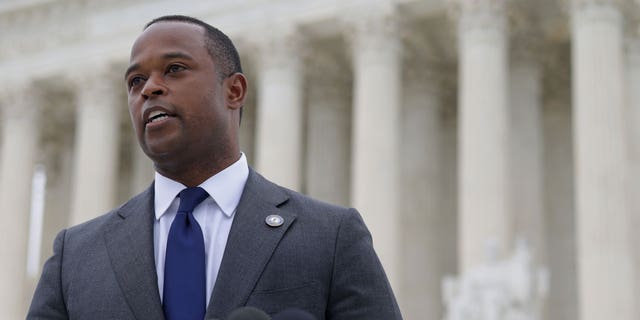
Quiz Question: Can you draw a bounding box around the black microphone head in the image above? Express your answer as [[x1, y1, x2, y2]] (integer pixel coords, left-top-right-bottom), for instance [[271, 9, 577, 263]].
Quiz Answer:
[[272, 308, 316, 320], [226, 306, 271, 320]]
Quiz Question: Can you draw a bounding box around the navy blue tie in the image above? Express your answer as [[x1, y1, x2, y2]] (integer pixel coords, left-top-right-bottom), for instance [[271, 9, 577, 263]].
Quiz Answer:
[[163, 187, 209, 320]]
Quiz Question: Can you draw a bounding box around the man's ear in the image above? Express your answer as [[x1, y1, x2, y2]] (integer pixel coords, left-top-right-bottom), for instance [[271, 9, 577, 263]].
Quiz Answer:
[[224, 73, 248, 110]]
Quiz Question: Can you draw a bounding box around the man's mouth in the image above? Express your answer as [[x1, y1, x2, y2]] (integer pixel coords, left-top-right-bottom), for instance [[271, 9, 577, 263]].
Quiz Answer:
[[145, 109, 177, 126], [147, 110, 170, 124]]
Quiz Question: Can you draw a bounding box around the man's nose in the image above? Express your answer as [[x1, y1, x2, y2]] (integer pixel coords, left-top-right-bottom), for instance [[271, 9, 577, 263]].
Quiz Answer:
[[141, 75, 166, 99]]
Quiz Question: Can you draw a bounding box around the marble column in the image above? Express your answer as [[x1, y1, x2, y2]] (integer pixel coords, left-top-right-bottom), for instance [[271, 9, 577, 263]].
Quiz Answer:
[[571, 1, 636, 318], [41, 142, 74, 270], [69, 68, 120, 225], [305, 43, 351, 206], [399, 68, 450, 319], [0, 84, 41, 318], [509, 49, 546, 266], [254, 30, 304, 191], [626, 33, 640, 316], [510, 41, 548, 319], [455, 0, 511, 272], [349, 8, 402, 288]]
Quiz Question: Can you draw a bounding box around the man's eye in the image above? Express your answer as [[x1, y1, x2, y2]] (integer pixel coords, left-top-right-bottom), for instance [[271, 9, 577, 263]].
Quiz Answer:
[[167, 64, 185, 73], [129, 76, 145, 88]]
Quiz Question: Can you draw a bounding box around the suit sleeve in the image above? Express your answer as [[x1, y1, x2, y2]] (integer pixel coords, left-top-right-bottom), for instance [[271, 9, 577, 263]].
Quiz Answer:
[[326, 208, 403, 320], [27, 229, 69, 320]]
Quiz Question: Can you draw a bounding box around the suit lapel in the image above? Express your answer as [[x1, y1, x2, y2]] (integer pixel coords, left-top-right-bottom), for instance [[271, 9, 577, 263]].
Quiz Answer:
[[103, 186, 165, 320], [207, 170, 295, 318]]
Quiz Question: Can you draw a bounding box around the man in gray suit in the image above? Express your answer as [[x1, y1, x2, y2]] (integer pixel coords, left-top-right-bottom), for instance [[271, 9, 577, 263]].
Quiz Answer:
[[28, 15, 402, 320]]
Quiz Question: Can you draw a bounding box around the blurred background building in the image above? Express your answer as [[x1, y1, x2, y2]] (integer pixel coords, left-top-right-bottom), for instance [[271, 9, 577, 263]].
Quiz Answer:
[[0, 0, 639, 319]]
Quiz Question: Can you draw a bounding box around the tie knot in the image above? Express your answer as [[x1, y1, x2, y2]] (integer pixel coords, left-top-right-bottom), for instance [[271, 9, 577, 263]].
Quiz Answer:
[[177, 187, 209, 213]]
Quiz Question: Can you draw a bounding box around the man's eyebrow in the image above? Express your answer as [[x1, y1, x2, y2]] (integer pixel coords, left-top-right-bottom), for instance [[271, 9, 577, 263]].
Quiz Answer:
[[124, 52, 195, 80], [124, 63, 139, 81], [162, 51, 195, 61]]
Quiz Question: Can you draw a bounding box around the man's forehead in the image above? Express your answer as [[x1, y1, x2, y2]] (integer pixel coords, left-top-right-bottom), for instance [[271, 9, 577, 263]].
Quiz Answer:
[[130, 21, 205, 57]]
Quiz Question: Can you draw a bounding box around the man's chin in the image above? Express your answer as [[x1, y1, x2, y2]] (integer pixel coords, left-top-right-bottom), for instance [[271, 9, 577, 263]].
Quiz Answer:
[[141, 143, 181, 162]]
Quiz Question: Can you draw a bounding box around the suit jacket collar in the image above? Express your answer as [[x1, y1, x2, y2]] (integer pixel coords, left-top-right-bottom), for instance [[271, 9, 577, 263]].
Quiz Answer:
[[103, 185, 166, 320], [100, 168, 292, 320], [206, 168, 295, 319]]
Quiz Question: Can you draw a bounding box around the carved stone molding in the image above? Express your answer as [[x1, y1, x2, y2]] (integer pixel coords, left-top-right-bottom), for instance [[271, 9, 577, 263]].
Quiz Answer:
[[403, 46, 449, 96], [570, 0, 624, 23], [0, 80, 44, 120], [65, 61, 124, 105], [303, 37, 351, 102], [36, 83, 77, 180], [572, 0, 626, 8], [449, 0, 508, 35], [249, 23, 305, 72], [0, 0, 87, 60], [342, 2, 403, 62]]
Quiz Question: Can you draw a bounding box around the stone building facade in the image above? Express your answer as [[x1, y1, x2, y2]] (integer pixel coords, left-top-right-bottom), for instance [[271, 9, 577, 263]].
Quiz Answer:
[[0, 0, 639, 319]]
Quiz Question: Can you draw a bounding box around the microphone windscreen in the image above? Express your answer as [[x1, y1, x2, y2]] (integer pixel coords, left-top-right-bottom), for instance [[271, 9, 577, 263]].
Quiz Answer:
[[272, 308, 316, 320], [226, 306, 271, 320]]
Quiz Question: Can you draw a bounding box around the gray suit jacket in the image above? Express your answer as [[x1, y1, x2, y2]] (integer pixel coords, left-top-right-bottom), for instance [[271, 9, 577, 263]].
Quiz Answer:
[[27, 169, 402, 319]]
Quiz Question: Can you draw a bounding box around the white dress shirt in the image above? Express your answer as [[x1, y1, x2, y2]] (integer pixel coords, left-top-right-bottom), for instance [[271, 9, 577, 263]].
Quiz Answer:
[[153, 154, 249, 306]]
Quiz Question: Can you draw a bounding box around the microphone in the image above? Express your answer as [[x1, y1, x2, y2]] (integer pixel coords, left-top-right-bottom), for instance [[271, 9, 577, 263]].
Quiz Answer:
[[272, 308, 316, 320], [226, 306, 271, 320]]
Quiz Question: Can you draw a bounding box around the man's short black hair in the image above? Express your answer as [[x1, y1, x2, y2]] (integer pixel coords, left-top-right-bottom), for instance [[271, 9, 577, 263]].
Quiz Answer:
[[145, 15, 243, 79]]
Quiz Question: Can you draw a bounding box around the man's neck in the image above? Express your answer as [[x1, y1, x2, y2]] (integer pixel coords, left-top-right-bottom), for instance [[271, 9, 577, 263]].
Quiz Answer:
[[154, 153, 241, 187]]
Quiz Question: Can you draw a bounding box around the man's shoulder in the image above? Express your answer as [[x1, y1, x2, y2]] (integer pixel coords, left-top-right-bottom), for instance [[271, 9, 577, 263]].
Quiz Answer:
[[249, 170, 355, 225], [251, 169, 348, 206], [64, 187, 153, 242], [280, 186, 350, 214]]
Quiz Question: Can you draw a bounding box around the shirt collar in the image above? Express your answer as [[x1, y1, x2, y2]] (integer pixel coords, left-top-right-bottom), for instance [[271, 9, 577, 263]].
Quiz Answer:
[[153, 153, 249, 220]]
